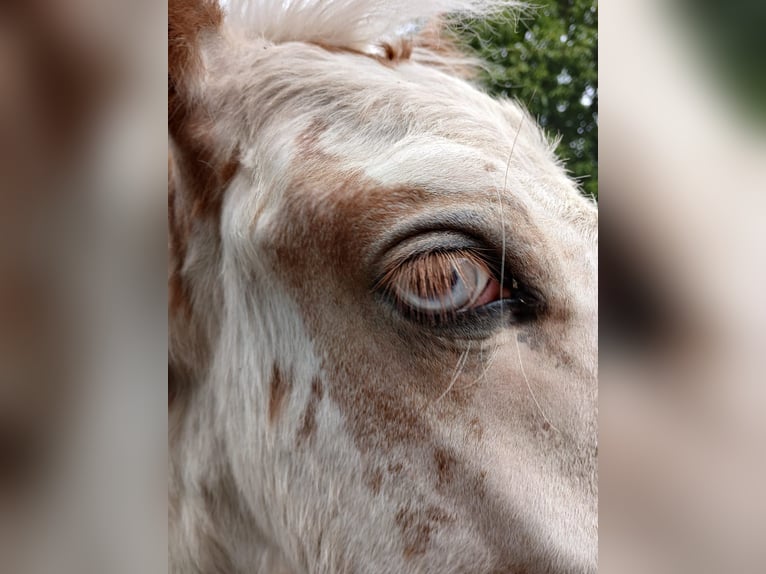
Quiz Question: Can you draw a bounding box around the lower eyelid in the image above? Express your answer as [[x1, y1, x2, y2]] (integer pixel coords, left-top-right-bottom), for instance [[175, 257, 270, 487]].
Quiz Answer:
[[470, 277, 502, 308]]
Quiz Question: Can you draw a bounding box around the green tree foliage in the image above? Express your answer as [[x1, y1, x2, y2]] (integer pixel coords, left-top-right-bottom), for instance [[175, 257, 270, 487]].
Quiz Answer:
[[679, 0, 766, 124], [461, 0, 598, 199]]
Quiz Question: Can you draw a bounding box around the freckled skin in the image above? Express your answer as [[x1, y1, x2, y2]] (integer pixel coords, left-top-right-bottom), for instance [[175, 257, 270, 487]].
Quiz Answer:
[[264, 132, 596, 569]]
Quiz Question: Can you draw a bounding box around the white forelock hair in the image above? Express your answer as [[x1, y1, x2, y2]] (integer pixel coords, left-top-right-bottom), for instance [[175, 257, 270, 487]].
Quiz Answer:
[[223, 0, 522, 50]]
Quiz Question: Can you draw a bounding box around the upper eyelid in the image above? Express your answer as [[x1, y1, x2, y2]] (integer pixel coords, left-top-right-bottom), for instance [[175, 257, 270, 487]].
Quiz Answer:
[[373, 247, 493, 292], [374, 246, 545, 314], [369, 227, 546, 311], [368, 216, 490, 267], [392, 246, 492, 273], [372, 256, 544, 334], [373, 234, 493, 282]]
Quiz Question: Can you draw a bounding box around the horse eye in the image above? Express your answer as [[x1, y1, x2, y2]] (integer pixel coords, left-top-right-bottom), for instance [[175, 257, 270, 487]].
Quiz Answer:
[[385, 252, 509, 318]]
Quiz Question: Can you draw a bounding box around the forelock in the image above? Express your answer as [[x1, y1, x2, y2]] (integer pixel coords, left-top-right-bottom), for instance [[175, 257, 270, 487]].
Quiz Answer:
[[223, 0, 520, 52]]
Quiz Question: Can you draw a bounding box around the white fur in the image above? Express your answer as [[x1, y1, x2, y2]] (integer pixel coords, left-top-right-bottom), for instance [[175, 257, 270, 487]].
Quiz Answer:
[[225, 0, 518, 50]]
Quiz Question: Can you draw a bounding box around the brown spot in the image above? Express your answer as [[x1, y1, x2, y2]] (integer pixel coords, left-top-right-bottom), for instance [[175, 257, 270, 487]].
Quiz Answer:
[[380, 39, 413, 63], [468, 417, 484, 441], [219, 157, 240, 189], [311, 40, 411, 68], [348, 385, 429, 453], [315, 529, 324, 562], [268, 364, 290, 425], [296, 376, 324, 444], [475, 470, 488, 500], [364, 466, 384, 495], [395, 505, 453, 559], [542, 421, 551, 432], [433, 447, 456, 490]]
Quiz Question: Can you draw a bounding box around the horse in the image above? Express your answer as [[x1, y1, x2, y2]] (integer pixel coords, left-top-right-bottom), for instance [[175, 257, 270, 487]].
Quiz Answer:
[[168, 1, 598, 572]]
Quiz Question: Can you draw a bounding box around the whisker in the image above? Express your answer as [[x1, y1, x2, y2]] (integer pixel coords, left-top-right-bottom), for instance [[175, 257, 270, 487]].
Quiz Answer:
[[431, 342, 472, 407], [457, 341, 500, 393], [497, 111, 526, 311], [497, 109, 558, 430], [515, 334, 559, 432]]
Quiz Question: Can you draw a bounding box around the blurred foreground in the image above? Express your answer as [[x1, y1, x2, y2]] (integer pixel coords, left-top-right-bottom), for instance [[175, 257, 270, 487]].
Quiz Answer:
[[0, 1, 166, 573], [0, 0, 764, 573], [601, 0, 766, 572]]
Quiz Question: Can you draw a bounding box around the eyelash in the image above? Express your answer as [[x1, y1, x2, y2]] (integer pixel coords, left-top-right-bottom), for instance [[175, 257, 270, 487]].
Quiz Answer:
[[375, 248, 525, 324]]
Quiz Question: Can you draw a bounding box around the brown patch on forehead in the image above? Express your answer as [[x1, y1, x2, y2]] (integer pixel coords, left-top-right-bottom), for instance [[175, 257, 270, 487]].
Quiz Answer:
[[268, 364, 290, 425], [271, 122, 538, 450], [296, 376, 324, 445]]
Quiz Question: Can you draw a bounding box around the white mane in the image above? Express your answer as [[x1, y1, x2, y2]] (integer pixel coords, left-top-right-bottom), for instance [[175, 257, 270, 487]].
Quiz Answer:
[[224, 0, 518, 49]]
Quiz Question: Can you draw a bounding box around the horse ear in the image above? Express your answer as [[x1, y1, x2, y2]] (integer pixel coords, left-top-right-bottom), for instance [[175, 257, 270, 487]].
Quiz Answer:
[[169, 0, 239, 215], [169, 1, 234, 405], [168, 0, 223, 121], [168, 0, 223, 188]]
